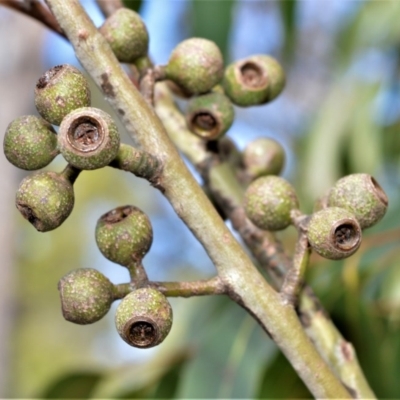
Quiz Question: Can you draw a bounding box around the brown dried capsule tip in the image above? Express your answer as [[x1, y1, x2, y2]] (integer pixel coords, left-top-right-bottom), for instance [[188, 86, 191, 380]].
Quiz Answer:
[[115, 288, 173, 348], [307, 207, 362, 260], [58, 107, 120, 170]]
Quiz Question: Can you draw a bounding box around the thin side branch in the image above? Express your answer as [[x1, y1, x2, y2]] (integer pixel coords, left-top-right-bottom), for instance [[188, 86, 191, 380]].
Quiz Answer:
[[114, 276, 226, 299], [42, 2, 352, 397], [1, 0, 65, 37]]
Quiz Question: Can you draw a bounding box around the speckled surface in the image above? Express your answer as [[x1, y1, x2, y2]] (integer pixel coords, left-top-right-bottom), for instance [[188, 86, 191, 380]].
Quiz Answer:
[[166, 38, 224, 95], [99, 8, 149, 63], [307, 207, 362, 260], [186, 92, 234, 140], [15, 171, 74, 232], [115, 288, 173, 348], [242, 137, 285, 179], [244, 175, 299, 231], [327, 173, 388, 229], [95, 205, 153, 267], [58, 107, 120, 170], [35, 64, 91, 126], [3, 115, 58, 170], [222, 55, 285, 107], [58, 268, 114, 325]]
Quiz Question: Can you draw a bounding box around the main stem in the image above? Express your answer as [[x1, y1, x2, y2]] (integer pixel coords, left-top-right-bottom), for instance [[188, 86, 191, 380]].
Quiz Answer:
[[46, 1, 350, 398]]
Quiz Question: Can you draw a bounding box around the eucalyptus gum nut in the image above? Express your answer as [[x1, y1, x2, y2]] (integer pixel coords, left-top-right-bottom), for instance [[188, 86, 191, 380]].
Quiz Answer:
[[307, 207, 362, 260], [15, 171, 74, 232], [99, 8, 149, 63], [58, 268, 114, 325], [3, 115, 58, 170], [95, 205, 153, 267], [242, 137, 285, 179], [115, 288, 173, 348], [58, 107, 120, 170], [186, 92, 234, 140], [35, 64, 91, 126], [244, 176, 299, 231], [327, 174, 388, 229], [165, 38, 224, 95], [222, 55, 285, 107]]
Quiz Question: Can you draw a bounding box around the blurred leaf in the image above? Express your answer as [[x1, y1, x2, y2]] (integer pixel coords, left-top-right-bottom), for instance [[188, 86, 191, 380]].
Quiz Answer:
[[338, 1, 400, 67], [256, 351, 311, 399], [278, 0, 297, 61], [347, 83, 382, 174], [190, 0, 235, 60], [40, 372, 102, 399], [177, 296, 277, 398], [122, 0, 142, 13]]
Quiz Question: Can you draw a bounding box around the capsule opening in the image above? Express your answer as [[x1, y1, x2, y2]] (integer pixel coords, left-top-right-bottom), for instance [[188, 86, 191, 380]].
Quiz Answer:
[[239, 61, 267, 88]]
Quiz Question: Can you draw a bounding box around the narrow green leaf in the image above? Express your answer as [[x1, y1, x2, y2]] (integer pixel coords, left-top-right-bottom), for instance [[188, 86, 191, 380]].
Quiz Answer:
[[40, 372, 102, 399], [190, 0, 235, 60], [122, 0, 143, 13], [256, 352, 311, 399], [279, 0, 297, 61]]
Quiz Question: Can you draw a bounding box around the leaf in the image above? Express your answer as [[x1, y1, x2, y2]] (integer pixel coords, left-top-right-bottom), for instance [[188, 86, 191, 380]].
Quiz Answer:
[[177, 296, 276, 399], [256, 351, 311, 399], [278, 0, 297, 61], [122, 0, 143, 13], [190, 0, 236, 60], [40, 372, 102, 399]]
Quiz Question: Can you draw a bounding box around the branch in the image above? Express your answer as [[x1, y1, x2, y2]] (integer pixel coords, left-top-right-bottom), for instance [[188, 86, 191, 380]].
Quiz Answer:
[[114, 276, 226, 299], [1, 0, 65, 37], [43, 1, 351, 398], [154, 83, 375, 399]]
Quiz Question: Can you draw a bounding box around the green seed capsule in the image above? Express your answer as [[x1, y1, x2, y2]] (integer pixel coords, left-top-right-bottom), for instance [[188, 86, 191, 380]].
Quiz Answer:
[[244, 175, 299, 231], [95, 205, 153, 267], [327, 174, 388, 229], [35, 64, 91, 125], [165, 38, 224, 95], [16, 170, 75, 232], [59, 268, 114, 325], [242, 137, 285, 180], [3, 115, 58, 170], [307, 207, 362, 260], [185, 92, 234, 140], [115, 288, 173, 348], [223, 55, 285, 107], [58, 107, 120, 170], [99, 8, 149, 63]]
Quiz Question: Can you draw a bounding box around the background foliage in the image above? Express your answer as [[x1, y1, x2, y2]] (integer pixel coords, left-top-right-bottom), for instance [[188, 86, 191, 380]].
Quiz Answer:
[[1, 0, 400, 398]]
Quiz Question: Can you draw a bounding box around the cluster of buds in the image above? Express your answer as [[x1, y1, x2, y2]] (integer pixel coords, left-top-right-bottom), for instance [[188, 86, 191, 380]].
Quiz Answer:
[[243, 173, 388, 260], [3, 6, 390, 351], [3, 61, 172, 348]]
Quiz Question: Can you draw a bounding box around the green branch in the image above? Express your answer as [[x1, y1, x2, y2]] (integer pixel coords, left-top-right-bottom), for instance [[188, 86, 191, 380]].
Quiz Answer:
[[154, 83, 375, 399], [44, 1, 351, 398]]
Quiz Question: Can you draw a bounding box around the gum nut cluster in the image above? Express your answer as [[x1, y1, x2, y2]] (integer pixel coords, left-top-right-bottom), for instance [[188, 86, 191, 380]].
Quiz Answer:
[[223, 55, 285, 107], [95, 205, 153, 267], [327, 173, 388, 229], [165, 38, 224, 95], [99, 7, 149, 63], [58, 107, 120, 170], [115, 288, 173, 348], [16, 171, 74, 232], [59, 268, 115, 324], [3, 115, 58, 170], [244, 175, 299, 231], [35, 64, 91, 126], [242, 137, 285, 179], [307, 207, 362, 260], [185, 92, 234, 140]]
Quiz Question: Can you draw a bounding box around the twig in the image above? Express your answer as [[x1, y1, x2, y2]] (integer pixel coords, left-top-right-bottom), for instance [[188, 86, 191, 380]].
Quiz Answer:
[[45, 1, 351, 397], [154, 82, 375, 399], [114, 276, 226, 299], [1, 0, 65, 37]]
